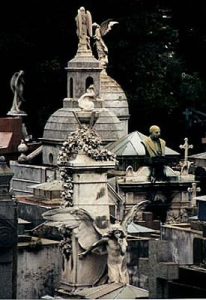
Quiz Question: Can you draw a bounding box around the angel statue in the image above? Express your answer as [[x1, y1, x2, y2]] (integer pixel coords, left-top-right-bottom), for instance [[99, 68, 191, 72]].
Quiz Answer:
[[8, 70, 26, 115], [43, 200, 149, 285], [75, 7, 93, 52], [92, 19, 118, 68]]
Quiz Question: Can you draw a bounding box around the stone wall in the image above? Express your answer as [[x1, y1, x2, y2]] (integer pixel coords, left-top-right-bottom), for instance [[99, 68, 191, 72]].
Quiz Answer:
[[127, 238, 149, 288], [17, 239, 61, 299], [162, 224, 201, 264], [10, 161, 56, 195]]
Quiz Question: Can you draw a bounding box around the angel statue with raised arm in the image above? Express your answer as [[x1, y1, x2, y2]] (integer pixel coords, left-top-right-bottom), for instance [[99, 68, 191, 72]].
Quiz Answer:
[[43, 201, 149, 285], [78, 200, 149, 284], [92, 19, 118, 68], [75, 7, 93, 52]]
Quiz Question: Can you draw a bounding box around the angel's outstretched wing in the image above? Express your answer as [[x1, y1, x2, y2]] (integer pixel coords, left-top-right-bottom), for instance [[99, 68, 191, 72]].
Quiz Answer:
[[43, 207, 101, 250], [121, 200, 150, 231], [100, 19, 119, 36]]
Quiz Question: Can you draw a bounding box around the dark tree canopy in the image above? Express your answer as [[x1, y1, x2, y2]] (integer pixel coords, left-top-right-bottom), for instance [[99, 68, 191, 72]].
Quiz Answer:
[[1, 0, 206, 153]]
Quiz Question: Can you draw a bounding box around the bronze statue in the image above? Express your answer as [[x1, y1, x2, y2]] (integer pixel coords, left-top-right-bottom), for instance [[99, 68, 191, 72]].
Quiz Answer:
[[143, 125, 166, 182], [75, 7, 92, 51], [143, 125, 165, 157]]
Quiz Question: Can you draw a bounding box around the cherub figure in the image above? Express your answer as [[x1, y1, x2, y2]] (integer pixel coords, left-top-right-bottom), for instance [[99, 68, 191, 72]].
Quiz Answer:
[[92, 19, 118, 68]]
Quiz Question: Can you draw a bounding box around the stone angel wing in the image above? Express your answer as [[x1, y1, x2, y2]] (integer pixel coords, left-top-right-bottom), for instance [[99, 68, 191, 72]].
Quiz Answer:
[[86, 10, 93, 37], [99, 19, 119, 36], [121, 200, 150, 232], [43, 207, 104, 250]]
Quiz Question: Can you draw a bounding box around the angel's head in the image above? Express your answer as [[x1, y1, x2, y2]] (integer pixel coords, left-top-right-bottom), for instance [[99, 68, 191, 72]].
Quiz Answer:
[[79, 7, 85, 13], [108, 223, 126, 239]]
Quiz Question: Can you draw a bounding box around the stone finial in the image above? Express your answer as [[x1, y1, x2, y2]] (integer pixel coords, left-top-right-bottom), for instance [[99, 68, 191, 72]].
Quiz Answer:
[[17, 139, 28, 163]]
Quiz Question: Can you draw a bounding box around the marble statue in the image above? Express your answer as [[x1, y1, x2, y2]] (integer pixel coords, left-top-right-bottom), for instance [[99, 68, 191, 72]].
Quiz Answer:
[[78, 200, 149, 284], [43, 201, 149, 285], [8, 70, 25, 115], [78, 84, 95, 111], [75, 7, 93, 51], [92, 19, 118, 68]]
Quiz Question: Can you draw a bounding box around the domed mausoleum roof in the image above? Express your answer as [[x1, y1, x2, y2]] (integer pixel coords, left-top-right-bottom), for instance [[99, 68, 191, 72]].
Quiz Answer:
[[43, 108, 121, 144], [43, 108, 80, 141], [101, 72, 129, 117], [100, 71, 129, 137], [106, 131, 180, 157], [42, 106, 122, 165]]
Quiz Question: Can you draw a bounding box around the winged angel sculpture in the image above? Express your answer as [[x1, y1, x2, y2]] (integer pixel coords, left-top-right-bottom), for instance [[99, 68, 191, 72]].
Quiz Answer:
[[75, 7, 93, 51], [8, 70, 25, 114], [43, 200, 149, 284], [92, 19, 118, 68]]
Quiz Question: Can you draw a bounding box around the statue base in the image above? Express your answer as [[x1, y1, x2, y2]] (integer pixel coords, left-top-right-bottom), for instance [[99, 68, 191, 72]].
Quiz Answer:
[[7, 110, 27, 117]]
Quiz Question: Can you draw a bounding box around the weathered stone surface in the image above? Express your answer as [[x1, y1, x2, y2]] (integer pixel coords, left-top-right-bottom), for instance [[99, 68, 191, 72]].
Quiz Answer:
[[0, 158, 17, 299], [10, 161, 57, 195], [17, 238, 61, 299]]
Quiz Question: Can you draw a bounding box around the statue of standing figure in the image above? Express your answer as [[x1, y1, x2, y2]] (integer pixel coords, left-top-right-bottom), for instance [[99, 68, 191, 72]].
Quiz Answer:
[[8, 70, 26, 115], [75, 7, 93, 52]]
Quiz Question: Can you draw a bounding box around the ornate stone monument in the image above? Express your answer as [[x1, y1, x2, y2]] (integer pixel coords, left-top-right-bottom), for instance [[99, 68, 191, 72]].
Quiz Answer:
[[43, 126, 148, 295], [118, 125, 199, 225]]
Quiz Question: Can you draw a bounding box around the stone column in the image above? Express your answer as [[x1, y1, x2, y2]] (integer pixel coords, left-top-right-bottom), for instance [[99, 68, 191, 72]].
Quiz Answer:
[[0, 156, 17, 299], [61, 152, 116, 287]]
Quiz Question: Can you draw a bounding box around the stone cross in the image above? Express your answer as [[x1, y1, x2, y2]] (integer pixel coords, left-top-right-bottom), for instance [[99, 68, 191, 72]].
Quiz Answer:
[[187, 182, 201, 207], [179, 138, 193, 175], [179, 137, 193, 165]]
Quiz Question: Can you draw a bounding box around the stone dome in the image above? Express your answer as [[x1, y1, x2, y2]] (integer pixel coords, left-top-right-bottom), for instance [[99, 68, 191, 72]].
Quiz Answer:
[[100, 71, 130, 137], [42, 107, 122, 165]]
